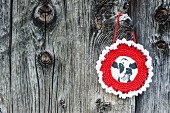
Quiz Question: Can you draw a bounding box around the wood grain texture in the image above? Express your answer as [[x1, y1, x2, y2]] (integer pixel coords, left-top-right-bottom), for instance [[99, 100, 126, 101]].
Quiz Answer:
[[131, 0, 170, 113], [0, 0, 135, 112], [0, 0, 11, 112], [0, 0, 169, 113]]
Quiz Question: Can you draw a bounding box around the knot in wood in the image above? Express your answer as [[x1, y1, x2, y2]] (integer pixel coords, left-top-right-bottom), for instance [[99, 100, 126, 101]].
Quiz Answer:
[[156, 40, 167, 50], [95, 99, 112, 113], [33, 4, 55, 25], [60, 99, 66, 109], [38, 51, 53, 66], [95, 98, 102, 104], [155, 8, 169, 23]]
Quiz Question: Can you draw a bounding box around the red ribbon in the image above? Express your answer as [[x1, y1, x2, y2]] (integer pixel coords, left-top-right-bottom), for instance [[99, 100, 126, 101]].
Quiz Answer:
[[113, 12, 136, 43]]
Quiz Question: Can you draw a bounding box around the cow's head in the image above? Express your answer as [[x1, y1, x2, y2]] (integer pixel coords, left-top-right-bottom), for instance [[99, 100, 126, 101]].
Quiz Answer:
[[111, 56, 138, 83]]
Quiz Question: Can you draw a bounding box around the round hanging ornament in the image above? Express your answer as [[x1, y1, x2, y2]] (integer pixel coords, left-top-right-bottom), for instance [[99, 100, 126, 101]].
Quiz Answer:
[[96, 12, 153, 99]]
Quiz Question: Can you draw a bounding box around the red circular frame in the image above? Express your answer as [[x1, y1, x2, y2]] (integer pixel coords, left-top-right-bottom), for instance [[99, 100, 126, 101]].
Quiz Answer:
[[100, 44, 149, 93]]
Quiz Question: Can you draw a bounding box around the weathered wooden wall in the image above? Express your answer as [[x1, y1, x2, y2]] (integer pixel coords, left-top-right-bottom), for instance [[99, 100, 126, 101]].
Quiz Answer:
[[0, 0, 169, 113], [131, 0, 170, 113]]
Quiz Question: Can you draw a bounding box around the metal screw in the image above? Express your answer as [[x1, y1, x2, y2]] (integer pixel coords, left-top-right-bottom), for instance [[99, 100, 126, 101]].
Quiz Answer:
[[38, 51, 53, 66], [155, 8, 168, 23]]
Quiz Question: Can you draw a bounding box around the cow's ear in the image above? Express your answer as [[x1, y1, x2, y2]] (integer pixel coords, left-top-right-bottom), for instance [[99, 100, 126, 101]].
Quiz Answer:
[[112, 62, 118, 68], [129, 63, 137, 69]]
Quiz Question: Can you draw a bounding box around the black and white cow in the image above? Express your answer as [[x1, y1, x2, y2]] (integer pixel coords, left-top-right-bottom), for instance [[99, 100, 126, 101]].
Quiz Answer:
[[111, 56, 138, 83]]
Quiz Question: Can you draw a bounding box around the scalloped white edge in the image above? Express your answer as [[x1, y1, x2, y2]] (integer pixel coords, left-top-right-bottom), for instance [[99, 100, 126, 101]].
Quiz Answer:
[[96, 38, 154, 99]]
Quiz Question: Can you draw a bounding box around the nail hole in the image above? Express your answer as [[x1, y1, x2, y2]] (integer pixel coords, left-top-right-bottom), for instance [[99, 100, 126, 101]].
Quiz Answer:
[[38, 51, 53, 66], [156, 40, 167, 50], [155, 8, 168, 23]]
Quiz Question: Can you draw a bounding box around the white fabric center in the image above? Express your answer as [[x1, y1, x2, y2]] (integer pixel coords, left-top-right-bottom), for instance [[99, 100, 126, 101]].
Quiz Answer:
[[111, 56, 138, 83]]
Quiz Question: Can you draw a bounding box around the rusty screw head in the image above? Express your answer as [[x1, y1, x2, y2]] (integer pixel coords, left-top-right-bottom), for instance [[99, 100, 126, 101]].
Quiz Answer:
[[155, 40, 167, 50], [34, 4, 55, 24], [38, 51, 53, 66], [155, 8, 169, 23]]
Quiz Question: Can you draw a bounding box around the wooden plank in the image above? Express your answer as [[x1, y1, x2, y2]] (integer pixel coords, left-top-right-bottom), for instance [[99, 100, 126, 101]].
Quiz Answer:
[[9, 0, 60, 112], [0, 0, 11, 112], [6, 0, 134, 113], [5, 0, 170, 112], [89, 0, 136, 112], [0, 0, 137, 112], [131, 0, 170, 113]]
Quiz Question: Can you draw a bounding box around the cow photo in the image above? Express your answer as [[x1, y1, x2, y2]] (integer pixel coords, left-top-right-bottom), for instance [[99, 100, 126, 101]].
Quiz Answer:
[[111, 56, 138, 83]]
